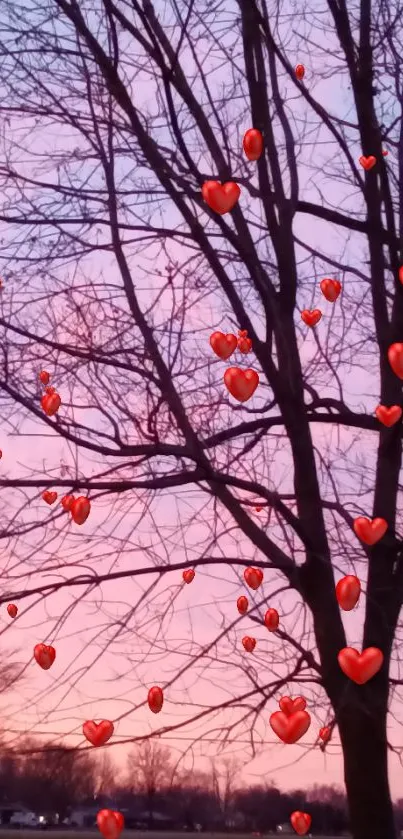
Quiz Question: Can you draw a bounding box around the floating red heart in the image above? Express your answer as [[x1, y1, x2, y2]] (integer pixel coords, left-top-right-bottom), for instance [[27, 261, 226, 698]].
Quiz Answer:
[[353, 516, 387, 545], [270, 710, 311, 744], [41, 392, 61, 417], [264, 608, 279, 631], [375, 405, 402, 427], [290, 811, 312, 835], [338, 647, 383, 684], [61, 494, 75, 511], [399, 267, 403, 285], [210, 331, 237, 360], [335, 575, 361, 611], [34, 643, 56, 670], [71, 496, 91, 525], [45, 386, 55, 395], [148, 686, 164, 714], [359, 155, 376, 170], [7, 604, 17, 619], [279, 696, 306, 716], [243, 128, 263, 162], [319, 726, 331, 743], [0, 450, 2, 459], [202, 181, 241, 215], [237, 596, 248, 615], [388, 343, 403, 379], [301, 309, 322, 327], [382, 150, 388, 156], [96, 810, 124, 839], [244, 567, 263, 590], [183, 569, 195, 584], [237, 335, 252, 353], [295, 64, 305, 81], [254, 505, 262, 512], [242, 636, 256, 652], [320, 278, 341, 302], [224, 367, 259, 402], [42, 490, 57, 505], [39, 370, 50, 385], [83, 720, 114, 747]]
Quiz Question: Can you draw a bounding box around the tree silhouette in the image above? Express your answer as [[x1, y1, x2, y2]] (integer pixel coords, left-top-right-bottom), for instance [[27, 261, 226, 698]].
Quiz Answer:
[[0, 1, 401, 837]]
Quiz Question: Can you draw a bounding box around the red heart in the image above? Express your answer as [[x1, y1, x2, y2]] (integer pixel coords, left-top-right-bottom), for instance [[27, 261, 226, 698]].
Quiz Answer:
[[183, 569, 195, 584], [210, 331, 237, 360], [359, 155, 377, 171], [254, 505, 262, 512], [335, 575, 361, 611], [83, 720, 114, 747], [375, 405, 402, 427], [39, 370, 50, 385], [237, 336, 252, 353], [42, 490, 57, 505], [301, 309, 322, 327], [244, 567, 263, 590], [7, 604, 17, 619], [338, 647, 383, 685], [295, 64, 305, 81], [41, 392, 61, 417], [148, 686, 164, 714], [224, 367, 259, 402], [353, 516, 387, 545], [320, 278, 341, 302], [388, 343, 403, 379], [279, 696, 306, 716], [61, 494, 75, 511], [270, 710, 311, 744], [242, 636, 256, 652], [71, 496, 91, 525], [290, 811, 312, 835], [319, 726, 331, 743], [243, 129, 263, 162], [96, 810, 124, 839], [399, 266, 403, 285], [237, 596, 248, 615], [34, 643, 56, 670], [264, 608, 279, 631], [202, 181, 241, 214]]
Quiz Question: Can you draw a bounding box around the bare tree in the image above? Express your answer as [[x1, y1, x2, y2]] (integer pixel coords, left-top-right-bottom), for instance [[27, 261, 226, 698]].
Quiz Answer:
[[127, 741, 174, 823], [0, 1, 401, 837]]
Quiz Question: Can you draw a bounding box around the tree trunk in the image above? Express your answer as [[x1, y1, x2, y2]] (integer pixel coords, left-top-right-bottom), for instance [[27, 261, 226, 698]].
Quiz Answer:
[[338, 697, 396, 839]]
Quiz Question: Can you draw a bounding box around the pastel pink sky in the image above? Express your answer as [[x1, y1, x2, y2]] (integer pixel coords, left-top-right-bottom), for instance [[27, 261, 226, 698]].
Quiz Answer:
[[0, 0, 402, 808]]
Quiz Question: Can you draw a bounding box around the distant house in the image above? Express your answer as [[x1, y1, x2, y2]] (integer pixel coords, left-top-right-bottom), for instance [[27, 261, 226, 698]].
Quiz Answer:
[[69, 801, 120, 828], [0, 803, 32, 824]]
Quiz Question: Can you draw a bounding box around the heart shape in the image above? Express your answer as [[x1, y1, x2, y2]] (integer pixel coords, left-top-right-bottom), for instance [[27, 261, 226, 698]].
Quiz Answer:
[[399, 266, 403, 285], [295, 64, 305, 81], [338, 647, 383, 685], [71, 496, 91, 525], [224, 367, 259, 402], [237, 596, 248, 615], [375, 405, 402, 427], [388, 343, 403, 379], [243, 129, 263, 162], [319, 726, 331, 743], [183, 569, 195, 584], [61, 494, 75, 511], [83, 720, 114, 747], [320, 278, 341, 302], [269, 710, 311, 743], [209, 331, 237, 360], [148, 686, 164, 714], [96, 810, 124, 839], [264, 608, 279, 631], [353, 516, 387, 545], [279, 696, 306, 716], [42, 490, 57, 505], [335, 575, 361, 611], [290, 811, 312, 835], [238, 335, 252, 353], [359, 155, 377, 170], [202, 181, 241, 215], [242, 636, 256, 652], [39, 370, 50, 385], [301, 309, 322, 327], [41, 392, 61, 417], [7, 604, 17, 619], [34, 643, 56, 670], [244, 567, 263, 590]]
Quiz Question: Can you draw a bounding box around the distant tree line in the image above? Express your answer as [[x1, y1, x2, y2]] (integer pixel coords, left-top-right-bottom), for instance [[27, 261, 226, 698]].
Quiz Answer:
[[1, 738, 403, 835]]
